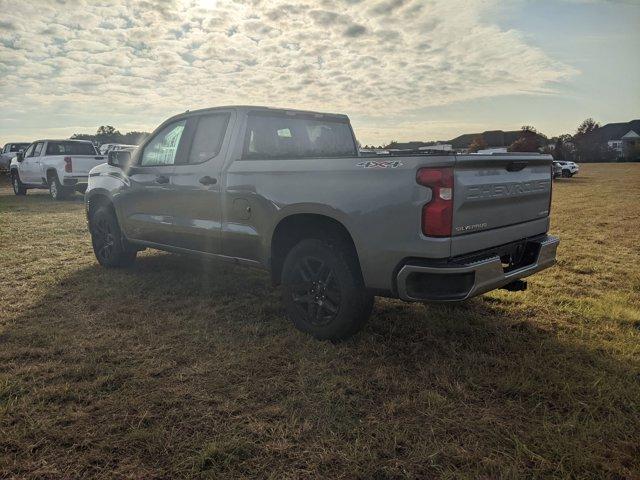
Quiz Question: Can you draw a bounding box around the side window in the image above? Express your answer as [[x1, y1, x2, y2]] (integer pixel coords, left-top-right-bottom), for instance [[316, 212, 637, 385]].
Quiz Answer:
[[23, 144, 35, 158], [243, 113, 357, 160], [46, 142, 61, 155], [30, 143, 44, 157], [140, 120, 186, 167], [187, 114, 230, 164]]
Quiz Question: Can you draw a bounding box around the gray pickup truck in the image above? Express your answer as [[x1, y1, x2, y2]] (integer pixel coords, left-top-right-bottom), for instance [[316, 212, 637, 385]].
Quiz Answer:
[[85, 106, 559, 340]]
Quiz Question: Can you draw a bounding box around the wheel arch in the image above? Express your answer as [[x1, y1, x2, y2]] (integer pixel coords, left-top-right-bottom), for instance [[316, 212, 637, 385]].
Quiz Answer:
[[45, 167, 58, 181], [86, 190, 115, 223], [269, 213, 362, 286]]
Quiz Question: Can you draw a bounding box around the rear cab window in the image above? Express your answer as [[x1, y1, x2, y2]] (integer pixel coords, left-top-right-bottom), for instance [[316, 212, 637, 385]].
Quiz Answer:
[[242, 112, 357, 160], [46, 142, 97, 156], [186, 113, 230, 164]]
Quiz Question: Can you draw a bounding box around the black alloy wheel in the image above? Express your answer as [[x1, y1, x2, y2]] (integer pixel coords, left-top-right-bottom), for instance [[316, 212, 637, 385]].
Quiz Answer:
[[289, 255, 342, 327]]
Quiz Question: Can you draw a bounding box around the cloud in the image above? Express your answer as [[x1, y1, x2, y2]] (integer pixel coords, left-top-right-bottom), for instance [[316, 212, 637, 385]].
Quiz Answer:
[[0, 0, 577, 141]]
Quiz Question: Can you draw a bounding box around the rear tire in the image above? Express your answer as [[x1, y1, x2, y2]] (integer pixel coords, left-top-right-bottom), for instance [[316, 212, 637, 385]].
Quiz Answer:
[[562, 170, 571, 178], [11, 171, 27, 196], [89, 205, 137, 268], [281, 238, 373, 341], [48, 173, 71, 200]]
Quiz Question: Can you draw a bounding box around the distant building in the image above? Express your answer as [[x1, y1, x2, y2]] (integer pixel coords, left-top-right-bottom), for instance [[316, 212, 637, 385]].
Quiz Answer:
[[608, 130, 639, 158], [418, 143, 452, 152], [587, 119, 640, 159], [476, 147, 508, 154]]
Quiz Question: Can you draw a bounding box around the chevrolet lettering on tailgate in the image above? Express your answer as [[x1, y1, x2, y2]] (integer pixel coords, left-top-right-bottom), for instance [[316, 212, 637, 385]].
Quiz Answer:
[[465, 180, 549, 200]]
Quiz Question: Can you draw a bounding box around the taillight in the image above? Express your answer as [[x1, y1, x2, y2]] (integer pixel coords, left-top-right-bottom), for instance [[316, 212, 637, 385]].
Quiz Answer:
[[417, 167, 454, 237], [64, 157, 72, 173]]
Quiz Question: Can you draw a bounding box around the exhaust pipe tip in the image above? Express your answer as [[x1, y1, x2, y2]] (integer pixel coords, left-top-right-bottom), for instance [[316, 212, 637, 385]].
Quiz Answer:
[[502, 280, 527, 292]]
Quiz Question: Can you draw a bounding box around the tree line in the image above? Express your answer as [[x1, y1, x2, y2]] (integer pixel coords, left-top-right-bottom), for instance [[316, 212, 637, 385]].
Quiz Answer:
[[464, 119, 627, 161], [71, 125, 150, 146], [380, 118, 639, 162]]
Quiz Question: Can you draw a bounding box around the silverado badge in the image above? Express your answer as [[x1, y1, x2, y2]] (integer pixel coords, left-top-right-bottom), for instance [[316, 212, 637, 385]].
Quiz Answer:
[[356, 160, 403, 169]]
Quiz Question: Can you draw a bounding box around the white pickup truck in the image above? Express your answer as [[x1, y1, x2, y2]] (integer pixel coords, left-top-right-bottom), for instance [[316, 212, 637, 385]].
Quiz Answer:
[[10, 140, 106, 200]]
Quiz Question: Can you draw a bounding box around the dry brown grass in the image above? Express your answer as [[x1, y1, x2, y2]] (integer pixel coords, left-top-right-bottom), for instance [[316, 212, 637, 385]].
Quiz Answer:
[[1, 164, 639, 479]]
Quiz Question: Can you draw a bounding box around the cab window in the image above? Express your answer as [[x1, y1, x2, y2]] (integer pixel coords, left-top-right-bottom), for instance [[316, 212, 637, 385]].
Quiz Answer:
[[140, 120, 186, 167], [33, 142, 44, 157], [242, 113, 357, 160], [187, 113, 230, 164], [24, 144, 36, 158]]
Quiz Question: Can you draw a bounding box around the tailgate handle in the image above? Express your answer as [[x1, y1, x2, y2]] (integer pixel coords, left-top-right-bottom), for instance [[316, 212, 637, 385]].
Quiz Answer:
[[506, 161, 528, 172]]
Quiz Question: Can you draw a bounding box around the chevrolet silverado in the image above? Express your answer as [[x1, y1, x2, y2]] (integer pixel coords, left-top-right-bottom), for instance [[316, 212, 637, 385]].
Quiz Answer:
[[85, 106, 559, 340], [11, 139, 105, 199]]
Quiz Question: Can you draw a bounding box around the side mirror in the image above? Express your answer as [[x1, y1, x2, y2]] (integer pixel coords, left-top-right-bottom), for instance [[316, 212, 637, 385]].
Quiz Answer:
[[108, 150, 132, 170], [16, 151, 24, 162]]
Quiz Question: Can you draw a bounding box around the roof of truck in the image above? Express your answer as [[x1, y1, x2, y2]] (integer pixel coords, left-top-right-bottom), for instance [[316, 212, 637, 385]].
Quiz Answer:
[[32, 139, 94, 143], [176, 105, 350, 121]]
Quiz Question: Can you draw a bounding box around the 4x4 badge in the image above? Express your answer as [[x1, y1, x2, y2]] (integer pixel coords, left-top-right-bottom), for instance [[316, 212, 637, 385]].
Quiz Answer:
[[356, 160, 403, 169]]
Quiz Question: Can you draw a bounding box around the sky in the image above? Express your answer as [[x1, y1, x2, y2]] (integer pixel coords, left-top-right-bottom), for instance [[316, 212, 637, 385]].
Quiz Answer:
[[0, 0, 638, 146]]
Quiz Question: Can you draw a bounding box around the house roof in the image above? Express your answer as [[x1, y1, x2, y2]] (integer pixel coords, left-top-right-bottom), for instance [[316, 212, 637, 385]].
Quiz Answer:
[[587, 120, 640, 142], [447, 130, 546, 149], [622, 130, 639, 139]]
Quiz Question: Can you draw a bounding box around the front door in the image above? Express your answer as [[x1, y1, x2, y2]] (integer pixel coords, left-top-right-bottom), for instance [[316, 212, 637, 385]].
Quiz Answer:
[[115, 119, 187, 246], [21, 142, 44, 184], [168, 111, 233, 254]]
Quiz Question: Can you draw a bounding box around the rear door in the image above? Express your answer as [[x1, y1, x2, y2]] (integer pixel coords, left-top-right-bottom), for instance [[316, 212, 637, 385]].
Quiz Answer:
[[116, 119, 187, 245], [167, 111, 233, 254], [452, 155, 552, 235]]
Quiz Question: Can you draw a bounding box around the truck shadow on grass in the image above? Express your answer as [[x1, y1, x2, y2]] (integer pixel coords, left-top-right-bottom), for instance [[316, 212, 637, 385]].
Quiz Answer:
[[1, 252, 639, 478]]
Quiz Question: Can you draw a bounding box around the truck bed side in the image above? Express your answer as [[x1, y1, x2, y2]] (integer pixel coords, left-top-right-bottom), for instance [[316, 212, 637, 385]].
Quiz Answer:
[[224, 153, 552, 292]]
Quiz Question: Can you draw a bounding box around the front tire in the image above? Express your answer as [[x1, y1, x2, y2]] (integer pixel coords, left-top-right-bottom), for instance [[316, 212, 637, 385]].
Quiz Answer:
[[562, 170, 571, 178], [281, 238, 373, 341], [11, 171, 27, 196], [89, 205, 137, 268]]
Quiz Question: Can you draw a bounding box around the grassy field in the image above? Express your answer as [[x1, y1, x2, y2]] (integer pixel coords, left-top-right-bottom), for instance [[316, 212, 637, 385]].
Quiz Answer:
[[1, 164, 639, 479]]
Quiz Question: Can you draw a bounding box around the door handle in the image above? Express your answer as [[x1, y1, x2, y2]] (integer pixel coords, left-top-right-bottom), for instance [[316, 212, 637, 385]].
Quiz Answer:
[[199, 176, 217, 186], [155, 175, 170, 184]]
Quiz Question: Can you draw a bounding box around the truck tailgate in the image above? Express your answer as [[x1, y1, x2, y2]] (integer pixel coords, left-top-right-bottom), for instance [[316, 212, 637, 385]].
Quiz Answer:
[[63, 155, 106, 175], [452, 155, 552, 237]]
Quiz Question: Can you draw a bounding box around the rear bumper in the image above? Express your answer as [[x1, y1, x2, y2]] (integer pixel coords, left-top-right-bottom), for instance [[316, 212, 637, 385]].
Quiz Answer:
[[396, 235, 559, 302], [63, 176, 88, 186]]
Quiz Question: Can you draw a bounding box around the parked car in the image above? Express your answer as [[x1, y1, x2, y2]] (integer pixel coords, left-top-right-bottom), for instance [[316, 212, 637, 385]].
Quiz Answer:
[[85, 106, 559, 340], [99, 143, 137, 155], [10, 140, 106, 199], [0, 142, 30, 171], [555, 160, 579, 178], [552, 161, 563, 179]]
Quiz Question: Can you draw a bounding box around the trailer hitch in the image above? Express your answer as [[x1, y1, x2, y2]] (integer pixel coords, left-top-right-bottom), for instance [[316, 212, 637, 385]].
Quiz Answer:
[[501, 280, 528, 292]]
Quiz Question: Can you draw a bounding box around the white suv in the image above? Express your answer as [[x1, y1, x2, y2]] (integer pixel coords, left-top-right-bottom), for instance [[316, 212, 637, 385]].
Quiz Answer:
[[555, 161, 579, 178]]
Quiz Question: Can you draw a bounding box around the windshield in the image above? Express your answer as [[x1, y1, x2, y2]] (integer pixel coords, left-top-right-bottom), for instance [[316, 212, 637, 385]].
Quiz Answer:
[[46, 141, 97, 156], [9, 143, 29, 152]]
